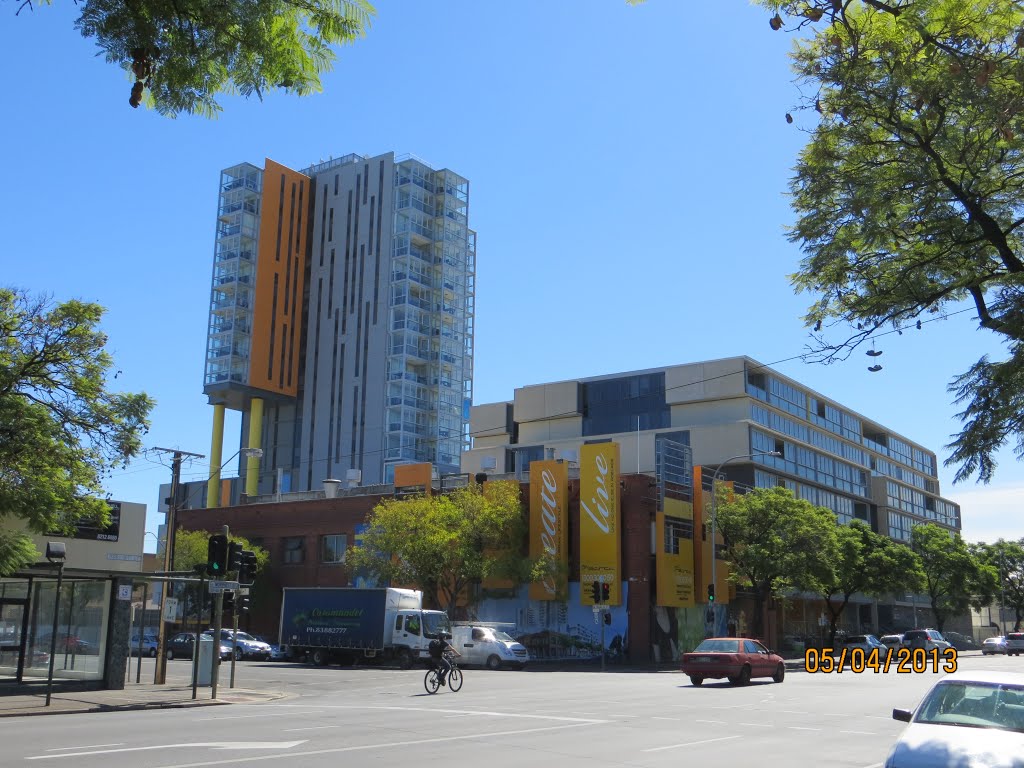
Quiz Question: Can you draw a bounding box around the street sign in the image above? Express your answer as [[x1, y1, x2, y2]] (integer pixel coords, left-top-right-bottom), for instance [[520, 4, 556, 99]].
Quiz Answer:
[[163, 597, 178, 622], [208, 580, 239, 594]]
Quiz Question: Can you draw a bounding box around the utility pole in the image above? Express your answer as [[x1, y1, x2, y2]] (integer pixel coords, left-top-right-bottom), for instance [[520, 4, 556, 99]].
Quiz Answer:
[[211, 524, 228, 699], [153, 447, 204, 685]]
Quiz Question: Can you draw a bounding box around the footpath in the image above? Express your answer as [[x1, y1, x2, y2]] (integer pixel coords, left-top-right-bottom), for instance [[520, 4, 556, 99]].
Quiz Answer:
[[0, 681, 288, 718]]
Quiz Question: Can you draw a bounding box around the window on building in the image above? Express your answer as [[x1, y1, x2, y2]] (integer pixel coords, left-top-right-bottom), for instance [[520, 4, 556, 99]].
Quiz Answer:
[[321, 534, 347, 564], [282, 536, 304, 564]]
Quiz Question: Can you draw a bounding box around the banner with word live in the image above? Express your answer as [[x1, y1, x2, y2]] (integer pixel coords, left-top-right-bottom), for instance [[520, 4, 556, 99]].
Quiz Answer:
[[579, 442, 621, 606]]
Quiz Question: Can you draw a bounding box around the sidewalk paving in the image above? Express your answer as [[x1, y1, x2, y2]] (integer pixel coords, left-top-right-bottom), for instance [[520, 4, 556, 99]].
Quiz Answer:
[[0, 681, 290, 718]]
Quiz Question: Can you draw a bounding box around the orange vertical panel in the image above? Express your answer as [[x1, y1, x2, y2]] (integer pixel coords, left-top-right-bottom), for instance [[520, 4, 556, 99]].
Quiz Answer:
[[247, 158, 310, 397]]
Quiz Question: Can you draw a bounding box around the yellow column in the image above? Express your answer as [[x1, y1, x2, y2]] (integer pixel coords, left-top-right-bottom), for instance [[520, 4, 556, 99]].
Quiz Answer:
[[206, 404, 226, 507], [246, 397, 264, 497]]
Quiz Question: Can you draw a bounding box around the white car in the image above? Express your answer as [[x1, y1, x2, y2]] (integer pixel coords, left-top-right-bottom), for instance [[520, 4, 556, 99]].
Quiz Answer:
[[1007, 633, 1024, 657], [210, 629, 273, 660], [901, 629, 952, 652], [844, 634, 887, 654], [885, 671, 1024, 768], [880, 634, 904, 650]]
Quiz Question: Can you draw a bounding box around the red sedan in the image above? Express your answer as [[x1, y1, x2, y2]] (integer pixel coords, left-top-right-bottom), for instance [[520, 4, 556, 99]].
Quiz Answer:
[[680, 637, 786, 686]]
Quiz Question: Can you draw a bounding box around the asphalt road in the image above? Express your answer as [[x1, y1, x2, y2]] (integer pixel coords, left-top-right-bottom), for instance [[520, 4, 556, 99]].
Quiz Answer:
[[4, 653, 1022, 767]]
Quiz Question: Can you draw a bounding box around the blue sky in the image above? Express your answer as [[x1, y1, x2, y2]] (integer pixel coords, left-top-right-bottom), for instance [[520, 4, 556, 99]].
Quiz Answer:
[[1, 1, 1018, 548]]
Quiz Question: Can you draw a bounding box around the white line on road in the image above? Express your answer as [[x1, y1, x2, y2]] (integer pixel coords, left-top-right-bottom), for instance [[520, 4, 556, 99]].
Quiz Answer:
[[737, 723, 772, 728], [282, 726, 339, 732], [272, 703, 599, 723], [27, 742, 308, 760], [787, 727, 821, 731], [695, 719, 727, 725], [781, 710, 809, 715], [194, 712, 317, 722], [840, 730, 876, 735], [140, 723, 598, 768], [45, 745, 125, 752], [643, 736, 741, 753], [651, 717, 679, 721]]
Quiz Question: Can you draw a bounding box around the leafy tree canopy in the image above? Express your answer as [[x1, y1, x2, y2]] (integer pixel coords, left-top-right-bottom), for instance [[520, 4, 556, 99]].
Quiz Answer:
[[911, 522, 997, 631], [0, 288, 153, 576], [749, 0, 1024, 483], [716, 486, 839, 637], [20, 0, 375, 117], [974, 537, 1024, 630], [346, 480, 535, 613], [819, 519, 924, 645]]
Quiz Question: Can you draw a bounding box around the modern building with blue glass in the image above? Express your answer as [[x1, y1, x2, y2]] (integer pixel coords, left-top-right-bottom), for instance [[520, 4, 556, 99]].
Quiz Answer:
[[201, 151, 475, 503], [462, 356, 960, 543]]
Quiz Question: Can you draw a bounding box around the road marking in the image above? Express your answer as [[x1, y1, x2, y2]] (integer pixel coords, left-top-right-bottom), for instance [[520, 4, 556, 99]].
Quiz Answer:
[[787, 727, 821, 731], [643, 736, 740, 753], [45, 745, 125, 752], [652, 716, 679, 721], [139, 723, 598, 768], [737, 722, 772, 728], [272, 703, 599, 723], [194, 712, 315, 722], [695, 719, 727, 725], [840, 730, 876, 735], [781, 710, 809, 715], [282, 726, 339, 732], [27, 742, 308, 760]]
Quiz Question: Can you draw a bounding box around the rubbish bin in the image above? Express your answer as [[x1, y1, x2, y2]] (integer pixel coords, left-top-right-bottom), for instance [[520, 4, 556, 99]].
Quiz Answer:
[[196, 636, 215, 686]]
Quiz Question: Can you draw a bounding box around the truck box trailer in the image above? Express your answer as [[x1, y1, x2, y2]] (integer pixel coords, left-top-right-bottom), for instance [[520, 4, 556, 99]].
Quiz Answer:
[[279, 587, 451, 668]]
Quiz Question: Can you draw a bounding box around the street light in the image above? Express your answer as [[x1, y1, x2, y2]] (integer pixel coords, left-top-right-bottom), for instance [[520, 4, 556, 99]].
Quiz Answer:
[[708, 450, 781, 635], [44, 541, 67, 707]]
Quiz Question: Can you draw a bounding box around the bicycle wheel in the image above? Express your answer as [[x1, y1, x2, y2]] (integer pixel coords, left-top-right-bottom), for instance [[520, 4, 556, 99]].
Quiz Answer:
[[448, 666, 463, 692], [424, 668, 440, 694]]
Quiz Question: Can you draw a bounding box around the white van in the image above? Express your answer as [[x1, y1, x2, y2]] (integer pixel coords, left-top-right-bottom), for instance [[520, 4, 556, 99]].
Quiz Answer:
[[451, 625, 529, 670]]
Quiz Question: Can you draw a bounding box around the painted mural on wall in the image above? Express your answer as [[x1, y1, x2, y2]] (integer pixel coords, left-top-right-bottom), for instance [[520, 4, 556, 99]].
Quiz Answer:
[[472, 582, 629, 662], [653, 605, 734, 662]]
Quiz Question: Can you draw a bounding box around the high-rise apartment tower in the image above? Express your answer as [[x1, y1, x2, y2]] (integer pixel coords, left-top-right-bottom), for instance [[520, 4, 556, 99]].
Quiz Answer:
[[203, 152, 475, 503]]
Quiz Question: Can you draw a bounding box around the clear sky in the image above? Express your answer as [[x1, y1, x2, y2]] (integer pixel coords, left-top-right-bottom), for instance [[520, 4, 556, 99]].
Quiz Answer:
[[1, 1, 1019, 549]]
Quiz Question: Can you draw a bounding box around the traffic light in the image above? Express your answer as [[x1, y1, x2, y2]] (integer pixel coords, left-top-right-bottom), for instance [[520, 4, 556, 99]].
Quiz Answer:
[[601, 582, 610, 602], [238, 593, 251, 613], [603, 611, 611, 625], [707, 583, 716, 603], [590, 580, 601, 603], [227, 541, 243, 574], [238, 550, 257, 586], [207, 534, 228, 575]]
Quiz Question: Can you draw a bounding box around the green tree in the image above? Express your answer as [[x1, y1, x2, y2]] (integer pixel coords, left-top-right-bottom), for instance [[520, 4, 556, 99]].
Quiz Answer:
[[0, 289, 153, 576], [975, 538, 1024, 631], [715, 486, 838, 639], [170, 528, 268, 623], [346, 480, 536, 613], [818, 520, 924, 647], [747, 0, 1024, 483], [20, 0, 375, 117], [910, 523, 997, 631]]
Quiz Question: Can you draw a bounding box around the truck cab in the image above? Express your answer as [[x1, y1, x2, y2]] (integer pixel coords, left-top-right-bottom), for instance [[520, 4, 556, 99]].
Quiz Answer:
[[451, 625, 530, 670], [391, 609, 452, 667]]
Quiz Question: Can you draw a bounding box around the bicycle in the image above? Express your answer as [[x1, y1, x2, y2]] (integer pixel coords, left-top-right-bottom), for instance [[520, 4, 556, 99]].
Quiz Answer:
[[424, 652, 463, 694]]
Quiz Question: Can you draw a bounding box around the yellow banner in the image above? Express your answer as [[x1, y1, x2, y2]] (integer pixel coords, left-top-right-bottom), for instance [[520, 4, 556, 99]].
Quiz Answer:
[[579, 442, 621, 606], [528, 460, 568, 601], [656, 502, 695, 607]]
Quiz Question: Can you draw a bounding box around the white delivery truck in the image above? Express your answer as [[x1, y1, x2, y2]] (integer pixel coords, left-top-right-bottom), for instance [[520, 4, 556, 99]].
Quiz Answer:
[[451, 624, 530, 670], [280, 587, 451, 669]]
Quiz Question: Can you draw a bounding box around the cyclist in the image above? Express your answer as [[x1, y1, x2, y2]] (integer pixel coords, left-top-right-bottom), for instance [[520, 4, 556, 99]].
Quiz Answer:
[[428, 632, 460, 686]]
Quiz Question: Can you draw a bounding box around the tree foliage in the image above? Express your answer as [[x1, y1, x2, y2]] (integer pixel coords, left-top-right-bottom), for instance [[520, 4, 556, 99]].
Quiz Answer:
[[975, 537, 1024, 630], [346, 481, 535, 613], [0, 288, 153, 576], [749, 0, 1024, 483], [716, 486, 839, 638], [818, 520, 924, 646], [910, 522, 997, 631], [20, 0, 375, 117]]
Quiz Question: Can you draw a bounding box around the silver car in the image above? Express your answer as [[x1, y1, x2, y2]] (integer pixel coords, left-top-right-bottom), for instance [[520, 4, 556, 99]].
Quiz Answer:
[[983, 636, 1008, 655]]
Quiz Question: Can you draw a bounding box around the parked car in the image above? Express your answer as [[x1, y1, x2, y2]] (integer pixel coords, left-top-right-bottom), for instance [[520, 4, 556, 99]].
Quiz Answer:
[[983, 636, 1008, 656], [680, 637, 786, 686], [844, 634, 887, 654], [902, 629, 952, 653], [944, 631, 980, 652], [129, 632, 159, 657], [1006, 632, 1024, 657], [166, 632, 232, 661], [35, 631, 96, 655], [880, 634, 905, 650], [256, 637, 288, 661], [885, 671, 1024, 767], [208, 629, 272, 661]]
